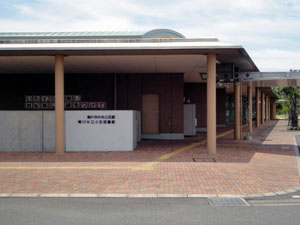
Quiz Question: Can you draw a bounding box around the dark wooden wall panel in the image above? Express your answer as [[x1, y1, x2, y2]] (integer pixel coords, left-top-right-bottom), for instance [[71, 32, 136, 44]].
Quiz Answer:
[[0, 74, 115, 110], [116, 74, 128, 110], [171, 74, 184, 133], [199, 84, 207, 128], [184, 83, 226, 128], [66, 74, 115, 109], [117, 73, 184, 133], [216, 88, 226, 125], [0, 73, 184, 134], [160, 75, 172, 133], [127, 74, 142, 111], [142, 74, 172, 133]]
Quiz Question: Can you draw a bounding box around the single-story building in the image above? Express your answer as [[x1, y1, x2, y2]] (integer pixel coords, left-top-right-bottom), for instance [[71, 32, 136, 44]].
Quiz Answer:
[[0, 29, 299, 154]]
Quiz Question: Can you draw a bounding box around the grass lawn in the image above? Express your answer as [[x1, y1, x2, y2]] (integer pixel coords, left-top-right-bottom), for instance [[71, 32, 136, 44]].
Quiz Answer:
[[276, 114, 288, 119], [276, 114, 300, 119]]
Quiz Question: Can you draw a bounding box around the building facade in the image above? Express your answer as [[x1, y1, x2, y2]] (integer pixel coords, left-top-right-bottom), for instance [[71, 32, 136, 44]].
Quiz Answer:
[[0, 29, 280, 154]]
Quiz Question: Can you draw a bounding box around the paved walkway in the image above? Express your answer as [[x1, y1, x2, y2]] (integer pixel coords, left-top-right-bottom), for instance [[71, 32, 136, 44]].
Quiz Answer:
[[0, 120, 299, 196]]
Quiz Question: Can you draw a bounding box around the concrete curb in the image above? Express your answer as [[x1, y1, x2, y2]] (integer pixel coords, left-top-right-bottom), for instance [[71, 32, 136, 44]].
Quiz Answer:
[[158, 194, 188, 198], [128, 194, 158, 198], [293, 136, 300, 178], [69, 193, 98, 197], [99, 194, 128, 198], [8, 193, 40, 197], [40, 193, 69, 197], [188, 194, 217, 198], [1, 186, 300, 198]]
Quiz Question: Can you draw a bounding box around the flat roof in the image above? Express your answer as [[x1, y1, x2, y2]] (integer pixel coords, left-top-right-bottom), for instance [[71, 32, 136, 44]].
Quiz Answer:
[[1, 29, 299, 91], [0, 37, 259, 72], [0, 39, 241, 50]]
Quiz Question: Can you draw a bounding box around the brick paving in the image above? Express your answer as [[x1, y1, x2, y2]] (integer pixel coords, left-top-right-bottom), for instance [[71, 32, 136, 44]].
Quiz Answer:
[[0, 120, 299, 195]]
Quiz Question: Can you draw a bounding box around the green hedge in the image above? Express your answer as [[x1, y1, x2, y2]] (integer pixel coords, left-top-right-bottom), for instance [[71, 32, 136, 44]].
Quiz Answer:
[[288, 126, 300, 130]]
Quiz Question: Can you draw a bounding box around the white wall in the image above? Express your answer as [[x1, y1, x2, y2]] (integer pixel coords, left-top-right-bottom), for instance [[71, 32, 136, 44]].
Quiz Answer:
[[0, 111, 43, 152], [66, 110, 138, 151], [42, 111, 55, 152], [0, 110, 139, 152]]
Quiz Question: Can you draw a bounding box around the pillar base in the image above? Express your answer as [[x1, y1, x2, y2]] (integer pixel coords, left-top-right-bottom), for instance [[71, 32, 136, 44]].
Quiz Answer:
[[55, 152, 65, 156]]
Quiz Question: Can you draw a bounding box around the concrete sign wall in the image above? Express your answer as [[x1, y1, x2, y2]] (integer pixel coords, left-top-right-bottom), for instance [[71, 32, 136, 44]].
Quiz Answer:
[[66, 110, 138, 151], [42, 111, 55, 152], [0, 111, 43, 152], [0, 110, 139, 152]]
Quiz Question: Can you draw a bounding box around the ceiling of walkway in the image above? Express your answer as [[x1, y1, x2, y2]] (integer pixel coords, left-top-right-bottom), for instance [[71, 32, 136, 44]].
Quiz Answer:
[[0, 55, 209, 82], [0, 55, 299, 87]]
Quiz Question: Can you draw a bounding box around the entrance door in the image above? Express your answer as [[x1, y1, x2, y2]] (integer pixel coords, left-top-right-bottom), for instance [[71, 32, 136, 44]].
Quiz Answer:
[[142, 94, 159, 134]]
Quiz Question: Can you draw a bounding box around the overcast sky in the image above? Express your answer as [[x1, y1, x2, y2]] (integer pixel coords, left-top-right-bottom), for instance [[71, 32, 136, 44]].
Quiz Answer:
[[1, 0, 300, 71]]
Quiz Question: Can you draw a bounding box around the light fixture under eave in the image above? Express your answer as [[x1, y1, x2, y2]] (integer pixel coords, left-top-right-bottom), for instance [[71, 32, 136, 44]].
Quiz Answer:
[[217, 81, 230, 89], [199, 73, 207, 80]]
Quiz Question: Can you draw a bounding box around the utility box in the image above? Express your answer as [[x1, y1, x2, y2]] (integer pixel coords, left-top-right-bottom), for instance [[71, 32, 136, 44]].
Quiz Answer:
[[184, 104, 197, 136]]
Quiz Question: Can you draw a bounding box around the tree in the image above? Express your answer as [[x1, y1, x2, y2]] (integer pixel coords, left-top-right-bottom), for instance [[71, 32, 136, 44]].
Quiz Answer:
[[274, 87, 300, 127]]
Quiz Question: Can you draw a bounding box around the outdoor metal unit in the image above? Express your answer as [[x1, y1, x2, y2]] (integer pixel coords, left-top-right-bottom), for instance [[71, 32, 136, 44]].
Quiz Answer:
[[184, 104, 197, 136]]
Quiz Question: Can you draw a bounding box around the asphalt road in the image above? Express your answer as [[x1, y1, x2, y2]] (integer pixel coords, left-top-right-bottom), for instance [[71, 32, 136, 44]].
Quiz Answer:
[[1, 198, 300, 225]]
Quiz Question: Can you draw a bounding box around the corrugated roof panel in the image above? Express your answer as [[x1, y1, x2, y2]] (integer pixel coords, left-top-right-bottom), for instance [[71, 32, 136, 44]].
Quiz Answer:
[[0, 31, 145, 40], [0, 29, 186, 40]]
